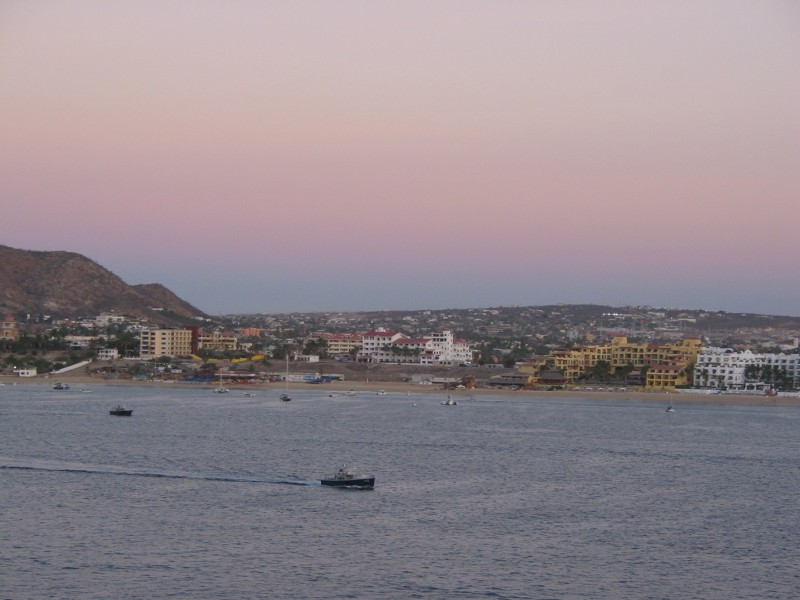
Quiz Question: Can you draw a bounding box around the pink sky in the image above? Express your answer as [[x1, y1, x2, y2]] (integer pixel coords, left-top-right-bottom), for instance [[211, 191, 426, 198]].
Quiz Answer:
[[2, 1, 799, 315]]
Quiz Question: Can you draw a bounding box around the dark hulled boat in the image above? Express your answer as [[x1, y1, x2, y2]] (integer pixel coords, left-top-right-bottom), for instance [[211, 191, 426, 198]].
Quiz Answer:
[[109, 405, 133, 416], [320, 467, 375, 489]]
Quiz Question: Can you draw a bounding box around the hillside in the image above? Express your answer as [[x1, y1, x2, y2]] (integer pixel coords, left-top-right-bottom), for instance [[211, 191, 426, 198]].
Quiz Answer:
[[0, 245, 206, 324]]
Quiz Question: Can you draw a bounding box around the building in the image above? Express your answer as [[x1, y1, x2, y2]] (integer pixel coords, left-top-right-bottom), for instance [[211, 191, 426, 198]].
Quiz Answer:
[[358, 329, 405, 361], [549, 335, 702, 390], [140, 328, 194, 359], [1, 315, 19, 342], [97, 348, 120, 361], [197, 330, 238, 353], [694, 348, 800, 391], [359, 329, 472, 366], [238, 327, 264, 338], [315, 333, 363, 357]]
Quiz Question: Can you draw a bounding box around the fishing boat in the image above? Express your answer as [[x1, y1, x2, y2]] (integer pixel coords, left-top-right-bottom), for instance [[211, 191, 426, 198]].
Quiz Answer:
[[320, 466, 375, 489], [53, 382, 70, 390], [109, 405, 133, 416], [280, 354, 292, 401]]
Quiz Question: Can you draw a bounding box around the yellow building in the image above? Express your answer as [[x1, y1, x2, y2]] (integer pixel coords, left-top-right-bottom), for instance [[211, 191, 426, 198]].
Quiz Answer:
[[315, 333, 363, 356], [140, 328, 194, 358], [546, 336, 701, 390], [646, 364, 692, 390], [197, 330, 238, 352], [1, 315, 20, 342]]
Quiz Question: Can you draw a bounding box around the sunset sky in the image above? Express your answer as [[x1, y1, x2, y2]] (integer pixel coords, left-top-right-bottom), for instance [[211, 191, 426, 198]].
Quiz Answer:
[[2, 1, 798, 316]]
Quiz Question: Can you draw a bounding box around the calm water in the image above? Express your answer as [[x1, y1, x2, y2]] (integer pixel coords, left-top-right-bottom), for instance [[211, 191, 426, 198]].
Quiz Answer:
[[2, 384, 799, 599]]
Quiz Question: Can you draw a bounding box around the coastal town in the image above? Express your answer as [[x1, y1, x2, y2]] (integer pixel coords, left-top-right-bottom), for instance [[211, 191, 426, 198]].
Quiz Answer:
[[2, 305, 799, 396]]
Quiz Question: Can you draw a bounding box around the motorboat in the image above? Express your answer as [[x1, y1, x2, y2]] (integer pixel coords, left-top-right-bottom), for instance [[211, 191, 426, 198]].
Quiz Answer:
[[441, 395, 458, 405], [109, 405, 133, 416], [320, 466, 375, 490], [53, 382, 70, 390]]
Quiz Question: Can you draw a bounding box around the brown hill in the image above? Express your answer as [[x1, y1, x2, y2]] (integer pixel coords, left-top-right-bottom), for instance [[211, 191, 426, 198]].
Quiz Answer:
[[0, 244, 206, 325]]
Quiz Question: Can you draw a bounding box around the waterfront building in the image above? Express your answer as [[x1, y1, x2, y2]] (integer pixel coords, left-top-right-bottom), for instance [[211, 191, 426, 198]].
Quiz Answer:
[[96, 348, 119, 361], [139, 328, 194, 358], [358, 329, 471, 366], [359, 329, 405, 361], [197, 330, 238, 353], [694, 348, 800, 391], [549, 335, 702, 390]]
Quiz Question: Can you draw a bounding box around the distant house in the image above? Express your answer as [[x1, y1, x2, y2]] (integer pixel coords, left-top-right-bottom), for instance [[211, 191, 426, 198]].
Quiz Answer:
[[1, 315, 20, 341], [97, 348, 119, 361], [294, 354, 320, 363]]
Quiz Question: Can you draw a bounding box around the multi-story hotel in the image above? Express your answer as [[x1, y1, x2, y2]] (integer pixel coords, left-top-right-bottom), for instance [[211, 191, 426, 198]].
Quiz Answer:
[[359, 329, 405, 359], [359, 329, 471, 366], [694, 348, 800, 391], [549, 335, 702, 390], [139, 328, 194, 358]]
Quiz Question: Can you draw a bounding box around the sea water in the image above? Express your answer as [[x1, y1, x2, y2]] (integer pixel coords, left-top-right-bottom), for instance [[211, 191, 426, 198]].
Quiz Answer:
[[1, 384, 799, 599]]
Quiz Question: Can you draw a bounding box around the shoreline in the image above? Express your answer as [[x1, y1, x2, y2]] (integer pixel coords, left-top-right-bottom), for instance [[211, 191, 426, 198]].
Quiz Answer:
[[3, 374, 798, 407]]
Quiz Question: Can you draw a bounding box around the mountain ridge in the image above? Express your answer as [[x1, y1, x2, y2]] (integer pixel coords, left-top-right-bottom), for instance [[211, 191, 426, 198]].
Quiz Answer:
[[0, 245, 206, 325]]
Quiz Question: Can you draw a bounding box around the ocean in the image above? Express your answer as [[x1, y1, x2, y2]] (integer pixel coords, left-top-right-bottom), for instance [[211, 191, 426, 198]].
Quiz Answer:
[[2, 384, 799, 599]]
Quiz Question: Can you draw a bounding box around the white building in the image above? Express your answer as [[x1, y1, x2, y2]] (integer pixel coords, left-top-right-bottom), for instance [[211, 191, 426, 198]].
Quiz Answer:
[[359, 329, 405, 361], [13, 367, 37, 377], [97, 348, 119, 361], [360, 329, 472, 366], [694, 348, 800, 390]]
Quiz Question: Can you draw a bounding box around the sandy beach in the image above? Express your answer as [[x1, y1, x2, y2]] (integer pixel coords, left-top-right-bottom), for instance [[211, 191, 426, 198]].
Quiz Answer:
[[5, 373, 798, 408]]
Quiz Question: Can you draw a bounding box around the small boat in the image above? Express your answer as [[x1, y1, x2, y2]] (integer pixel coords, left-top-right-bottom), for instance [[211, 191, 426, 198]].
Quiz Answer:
[[280, 355, 292, 401], [53, 382, 70, 390], [665, 405, 675, 413], [441, 395, 458, 406], [109, 405, 133, 416], [213, 373, 229, 393], [320, 466, 375, 489], [376, 390, 386, 396]]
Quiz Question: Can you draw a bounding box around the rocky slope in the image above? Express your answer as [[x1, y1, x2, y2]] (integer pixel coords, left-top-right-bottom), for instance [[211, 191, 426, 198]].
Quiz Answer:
[[0, 244, 206, 324]]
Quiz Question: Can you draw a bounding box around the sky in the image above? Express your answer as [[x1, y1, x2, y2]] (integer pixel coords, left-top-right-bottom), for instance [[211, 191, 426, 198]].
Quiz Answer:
[[2, 1, 799, 316]]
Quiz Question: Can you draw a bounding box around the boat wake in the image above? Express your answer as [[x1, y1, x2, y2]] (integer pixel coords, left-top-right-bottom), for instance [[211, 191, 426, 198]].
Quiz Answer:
[[0, 457, 319, 486]]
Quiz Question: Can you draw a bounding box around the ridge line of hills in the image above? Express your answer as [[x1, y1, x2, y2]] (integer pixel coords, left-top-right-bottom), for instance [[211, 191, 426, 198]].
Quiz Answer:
[[2, 245, 799, 334], [0, 244, 206, 326]]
